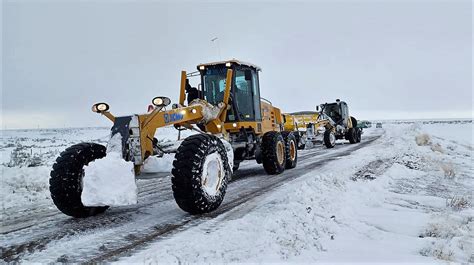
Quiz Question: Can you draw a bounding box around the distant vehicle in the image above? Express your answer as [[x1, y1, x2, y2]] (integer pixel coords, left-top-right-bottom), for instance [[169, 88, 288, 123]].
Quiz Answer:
[[376, 123, 382, 128], [316, 99, 362, 148], [357, 120, 371, 129]]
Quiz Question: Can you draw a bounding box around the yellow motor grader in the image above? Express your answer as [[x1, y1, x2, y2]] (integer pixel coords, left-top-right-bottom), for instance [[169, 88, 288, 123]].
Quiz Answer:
[[316, 99, 362, 148], [49, 60, 298, 217], [283, 111, 323, 149], [283, 100, 362, 149]]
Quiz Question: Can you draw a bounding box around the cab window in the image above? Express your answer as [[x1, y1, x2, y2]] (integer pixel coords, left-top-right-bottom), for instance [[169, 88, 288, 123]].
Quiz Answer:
[[234, 69, 256, 121]]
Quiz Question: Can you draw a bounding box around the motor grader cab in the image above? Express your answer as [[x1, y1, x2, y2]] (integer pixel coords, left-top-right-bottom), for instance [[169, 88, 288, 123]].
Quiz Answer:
[[317, 99, 361, 148], [49, 59, 298, 218], [193, 60, 296, 172]]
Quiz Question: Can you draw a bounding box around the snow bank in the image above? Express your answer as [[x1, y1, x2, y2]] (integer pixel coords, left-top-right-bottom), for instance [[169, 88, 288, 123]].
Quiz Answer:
[[0, 166, 52, 211], [122, 123, 472, 263]]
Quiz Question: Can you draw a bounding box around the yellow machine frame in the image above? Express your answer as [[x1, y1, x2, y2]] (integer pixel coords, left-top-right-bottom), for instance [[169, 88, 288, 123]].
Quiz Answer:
[[97, 69, 234, 174], [95, 64, 286, 174]]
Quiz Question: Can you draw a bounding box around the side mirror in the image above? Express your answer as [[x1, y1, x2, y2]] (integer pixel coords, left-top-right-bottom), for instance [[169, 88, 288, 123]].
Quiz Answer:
[[152, 96, 171, 107], [316, 106, 319, 111]]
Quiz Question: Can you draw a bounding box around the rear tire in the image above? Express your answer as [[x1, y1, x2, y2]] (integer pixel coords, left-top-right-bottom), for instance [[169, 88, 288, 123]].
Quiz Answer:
[[49, 143, 109, 218], [232, 162, 240, 172], [346, 128, 357, 144], [261, 131, 286, 175], [323, 130, 336, 148], [356, 128, 362, 143], [281, 131, 298, 169], [171, 134, 230, 214]]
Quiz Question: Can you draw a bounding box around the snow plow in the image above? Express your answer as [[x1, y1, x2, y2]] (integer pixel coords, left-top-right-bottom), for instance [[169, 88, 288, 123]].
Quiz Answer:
[[283, 111, 325, 149], [49, 59, 298, 218]]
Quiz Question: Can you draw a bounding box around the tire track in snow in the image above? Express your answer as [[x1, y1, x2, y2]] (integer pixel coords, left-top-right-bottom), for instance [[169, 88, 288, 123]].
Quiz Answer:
[[86, 135, 383, 263], [1, 134, 382, 262]]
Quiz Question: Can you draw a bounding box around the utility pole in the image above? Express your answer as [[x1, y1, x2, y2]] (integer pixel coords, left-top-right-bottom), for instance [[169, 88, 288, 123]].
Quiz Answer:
[[211, 37, 221, 60]]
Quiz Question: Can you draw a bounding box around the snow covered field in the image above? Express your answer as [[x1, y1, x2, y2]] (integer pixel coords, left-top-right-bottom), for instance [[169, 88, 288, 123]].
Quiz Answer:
[[1, 120, 472, 263], [122, 121, 473, 264], [0, 126, 189, 211]]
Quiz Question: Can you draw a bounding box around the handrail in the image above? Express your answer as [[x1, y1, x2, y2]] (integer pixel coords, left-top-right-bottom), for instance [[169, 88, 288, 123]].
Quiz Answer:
[[261, 97, 272, 105]]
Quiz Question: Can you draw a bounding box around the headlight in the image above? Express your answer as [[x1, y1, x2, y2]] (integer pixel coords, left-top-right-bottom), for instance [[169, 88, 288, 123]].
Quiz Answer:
[[92, 102, 110, 113], [152, 96, 171, 107]]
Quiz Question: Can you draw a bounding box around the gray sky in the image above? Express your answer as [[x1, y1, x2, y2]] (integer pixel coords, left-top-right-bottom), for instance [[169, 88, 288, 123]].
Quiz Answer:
[[2, 0, 472, 129]]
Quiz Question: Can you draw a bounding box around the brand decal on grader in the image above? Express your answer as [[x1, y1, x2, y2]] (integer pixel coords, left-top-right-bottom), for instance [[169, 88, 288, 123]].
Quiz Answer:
[[164, 112, 184, 124]]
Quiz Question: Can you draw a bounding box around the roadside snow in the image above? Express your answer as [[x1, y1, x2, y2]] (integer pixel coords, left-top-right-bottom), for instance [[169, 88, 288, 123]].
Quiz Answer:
[[121, 122, 473, 264], [0, 166, 52, 211], [0, 126, 181, 211], [421, 122, 473, 146]]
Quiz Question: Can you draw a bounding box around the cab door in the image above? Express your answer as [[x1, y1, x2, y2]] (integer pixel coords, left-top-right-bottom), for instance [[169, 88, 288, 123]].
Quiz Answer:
[[233, 68, 261, 122]]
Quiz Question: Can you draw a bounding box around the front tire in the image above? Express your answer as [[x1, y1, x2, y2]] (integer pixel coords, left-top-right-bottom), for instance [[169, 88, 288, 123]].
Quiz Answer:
[[171, 134, 231, 214], [261, 131, 286, 175], [281, 131, 298, 169], [323, 130, 336, 148], [49, 143, 109, 218]]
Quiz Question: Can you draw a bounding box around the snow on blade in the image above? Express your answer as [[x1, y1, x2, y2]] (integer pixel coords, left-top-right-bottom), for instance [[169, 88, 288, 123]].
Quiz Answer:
[[141, 153, 175, 173], [81, 134, 138, 206]]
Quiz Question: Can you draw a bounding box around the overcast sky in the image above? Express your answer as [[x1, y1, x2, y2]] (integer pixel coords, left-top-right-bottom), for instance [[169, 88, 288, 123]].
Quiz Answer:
[[2, 0, 472, 129]]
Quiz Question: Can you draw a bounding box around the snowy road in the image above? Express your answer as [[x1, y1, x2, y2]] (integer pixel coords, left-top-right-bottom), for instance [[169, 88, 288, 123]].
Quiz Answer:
[[1, 133, 383, 263]]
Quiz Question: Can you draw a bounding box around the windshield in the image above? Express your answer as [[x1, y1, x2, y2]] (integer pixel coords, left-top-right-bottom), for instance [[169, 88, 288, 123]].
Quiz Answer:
[[202, 67, 227, 105], [323, 103, 341, 122], [201, 66, 236, 121]]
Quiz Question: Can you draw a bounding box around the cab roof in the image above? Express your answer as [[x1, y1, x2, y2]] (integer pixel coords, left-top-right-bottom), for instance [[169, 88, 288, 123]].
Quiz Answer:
[[197, 59, 262, 71]]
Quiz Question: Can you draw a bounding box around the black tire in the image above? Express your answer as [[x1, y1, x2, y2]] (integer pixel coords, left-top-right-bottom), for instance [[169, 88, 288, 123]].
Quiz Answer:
[[261, 131, 286, 175], [232, 162, 240, 172], [49, 143, 109, 218], [324, 130, 336, 148], [171, 134, 231, 214], [346, 128, 357, 144], [296, 132, 306, 150], [281, 131, 298, 169], [356, 128, 362, 143]]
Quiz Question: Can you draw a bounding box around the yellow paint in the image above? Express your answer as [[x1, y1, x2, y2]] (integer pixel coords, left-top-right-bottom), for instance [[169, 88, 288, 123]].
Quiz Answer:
[[96, 64, 290, 175], [219, 69, 233, 122], [283, 113, 319, 131], [179, 71, 187, 105]]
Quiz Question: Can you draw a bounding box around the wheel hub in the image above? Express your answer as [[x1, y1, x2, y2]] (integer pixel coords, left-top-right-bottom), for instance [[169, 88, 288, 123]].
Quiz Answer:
[[330, 133, 336, 145], [201, 152, 224, 196], [289, 140, 296, 160], [276, 141, 285, 165]]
